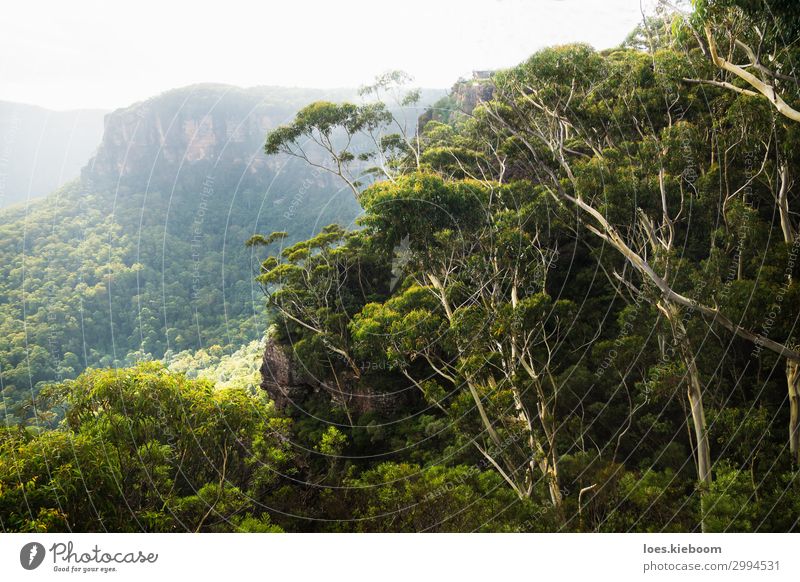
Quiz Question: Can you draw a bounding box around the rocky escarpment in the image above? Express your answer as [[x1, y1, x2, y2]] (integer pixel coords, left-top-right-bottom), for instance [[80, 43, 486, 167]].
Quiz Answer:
[[259, 339, 316, 410], [418, 74, 495, 129], [83, 84, 358, 186], [451, 74, 495, 115], [260, 338, 408, 417]]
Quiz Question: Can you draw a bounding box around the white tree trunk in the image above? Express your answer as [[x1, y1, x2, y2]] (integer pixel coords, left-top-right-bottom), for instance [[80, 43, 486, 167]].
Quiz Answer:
[[788, 359, 800, 466]]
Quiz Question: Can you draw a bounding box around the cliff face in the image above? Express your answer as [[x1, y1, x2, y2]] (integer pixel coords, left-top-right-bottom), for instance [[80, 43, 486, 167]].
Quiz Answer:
[[418, 77, 495, 130], [260, 338, 409, 417], [450, 78, 494, 116], [0, 84, 367, 372], [86, 84, 353, 184]]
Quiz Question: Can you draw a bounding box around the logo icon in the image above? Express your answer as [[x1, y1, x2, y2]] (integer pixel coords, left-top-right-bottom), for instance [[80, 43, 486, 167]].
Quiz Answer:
[[20, 542, 46, 570]]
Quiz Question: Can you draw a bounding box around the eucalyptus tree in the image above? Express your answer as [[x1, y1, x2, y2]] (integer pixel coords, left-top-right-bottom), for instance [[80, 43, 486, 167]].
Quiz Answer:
[[474, 41, 800, 534], [0, 364, 290, 532], [264, 71, 423, 199], [677, 0, 800, 464], [474, 46, 715, 499], [348, 174, 582, 516], [248, 225, 391, 423]]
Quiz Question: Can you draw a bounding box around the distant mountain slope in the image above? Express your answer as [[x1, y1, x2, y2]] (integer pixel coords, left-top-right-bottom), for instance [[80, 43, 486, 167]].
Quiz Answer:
[[3, 83, 438, 417], [0, 101, 106, 207]]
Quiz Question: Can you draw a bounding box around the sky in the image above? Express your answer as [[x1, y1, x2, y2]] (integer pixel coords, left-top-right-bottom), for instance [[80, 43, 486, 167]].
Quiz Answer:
[[1, 0, 653, 111]]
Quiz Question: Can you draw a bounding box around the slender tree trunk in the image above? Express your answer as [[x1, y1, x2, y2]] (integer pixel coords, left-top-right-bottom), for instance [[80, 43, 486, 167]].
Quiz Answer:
[[662, 305, 713, 487], [788, 359, 800, 466], [679, 340, 712, 533], [680, 336, 712, 534], [508, 283, 564, 518], [684, 354, 712, 487], [536, 391, 563, 515], [662, 305, 712, 531], [776, 164, 799, 466], [546, 466, 564, 521]]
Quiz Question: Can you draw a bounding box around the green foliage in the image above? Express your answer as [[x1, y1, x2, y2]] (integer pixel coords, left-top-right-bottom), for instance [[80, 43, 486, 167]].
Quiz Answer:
[[322, 462, 537, 532], [0, 364, 289, 532], [4, 1, 800, 533], [245, 2, 800, 532], [165, 338, 265, 391], [318, 426, 347, 456], [0, 86, 362, 420]]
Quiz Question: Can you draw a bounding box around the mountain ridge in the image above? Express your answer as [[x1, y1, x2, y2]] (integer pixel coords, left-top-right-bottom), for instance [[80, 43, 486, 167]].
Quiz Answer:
[[0, 83, 385, 417]]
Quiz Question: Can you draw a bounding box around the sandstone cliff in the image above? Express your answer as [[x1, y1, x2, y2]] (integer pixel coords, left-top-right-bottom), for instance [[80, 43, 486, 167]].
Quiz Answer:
[[260, 338, 410, 417], [418, 76, 494, 130], [85, 84, 357, 185]]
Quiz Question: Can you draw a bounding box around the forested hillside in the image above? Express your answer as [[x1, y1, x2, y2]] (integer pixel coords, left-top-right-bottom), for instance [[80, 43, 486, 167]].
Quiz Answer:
[[1, 0, 799, 533], [0, 85, 366, 420]]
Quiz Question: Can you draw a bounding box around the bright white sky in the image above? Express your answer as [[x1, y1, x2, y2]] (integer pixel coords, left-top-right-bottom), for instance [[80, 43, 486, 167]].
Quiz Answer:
[[1, 0, 653, 111]]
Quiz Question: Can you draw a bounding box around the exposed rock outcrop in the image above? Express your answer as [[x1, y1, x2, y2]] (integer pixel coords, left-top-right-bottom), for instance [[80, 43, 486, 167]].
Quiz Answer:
[[83, 84, 359, 185], [417, 76, 495, 130], [259, 338, 410, 417], [451, 78, 495, 116], [87, 85, 285, 181], [259, 338, 315, 410]]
